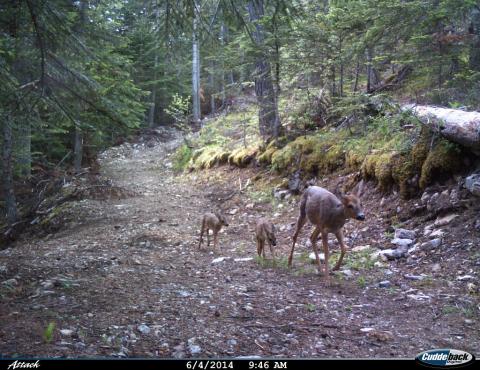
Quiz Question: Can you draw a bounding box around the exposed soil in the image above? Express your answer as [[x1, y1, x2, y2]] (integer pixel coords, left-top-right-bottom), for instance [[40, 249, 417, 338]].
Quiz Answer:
[[1, 128, 479, 358]]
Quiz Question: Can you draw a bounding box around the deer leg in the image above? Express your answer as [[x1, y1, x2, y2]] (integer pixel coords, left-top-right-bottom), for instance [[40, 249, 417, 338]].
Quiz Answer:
[[262, 240, 266, 259], [198, 220, 205, 249], [288, 215, 307, 267], [207, 229, 211, 248], [256, 238, 262, 257], [310, 227, 322, 273], [333, 230, 347, 271], [321, 231, 331, 283]]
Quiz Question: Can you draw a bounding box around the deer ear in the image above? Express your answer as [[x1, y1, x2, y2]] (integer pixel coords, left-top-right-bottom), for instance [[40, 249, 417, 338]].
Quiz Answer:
[[355, 180, 365, 197], [334, 183, 345, 198]]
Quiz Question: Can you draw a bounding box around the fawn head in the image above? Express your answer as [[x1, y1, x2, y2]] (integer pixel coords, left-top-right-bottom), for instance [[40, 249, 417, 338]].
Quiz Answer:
[[267, 224, 277, 246], [339, 180, 365, 221], [216, 212, 229, 227]]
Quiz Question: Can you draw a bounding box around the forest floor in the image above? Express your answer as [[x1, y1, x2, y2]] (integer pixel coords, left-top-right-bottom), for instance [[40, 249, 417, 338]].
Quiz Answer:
[[1, 127, 479, 358]]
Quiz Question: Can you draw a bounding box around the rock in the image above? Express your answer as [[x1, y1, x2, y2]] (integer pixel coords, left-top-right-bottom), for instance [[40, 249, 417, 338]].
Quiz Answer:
[[427, 191, 452, 213], [421, 238, 442, 249], [380, 249, 406, 260], [177, 290, 191, 297], [404, 274, 424, 281], [227, 339, 238, 346], [465, 173, 480, 196], [475, 220, 480, 230], [467, 282, 477, 293], [464, 319, 473, 325], [434, 214, 459, 227], [391, 238, 414, 249], [379, 281, 391, 288], [309, 252, 325, 262], [234, 257, 253, 262], [457, 275, 475, 281], [360, 327, 375, 333], [211, 257, 229, 264], [421, 192, 431, 203], [394, 228, 416, 240], [288, 173, 302, 194], [429, 229, 445, 239], [367, 330, 394, 342], [188, 342, 202, 355], [2, 278, 18, 286], [432, 263, 441, 272], [228, 208, 238, 215], [273, 189, 290, 200], [0, 265, 7, 275], [137, 324, 151, 334], [352, 245, 370, 252], [341, 269, 353, 278], [60, 329, 74, 336]]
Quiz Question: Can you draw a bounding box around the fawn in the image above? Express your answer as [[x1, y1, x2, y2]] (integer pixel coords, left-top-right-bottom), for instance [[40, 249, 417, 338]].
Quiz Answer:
[[255, 218, 277, 261], [288, 181, 365, 282], [198, 212, 229, 251]]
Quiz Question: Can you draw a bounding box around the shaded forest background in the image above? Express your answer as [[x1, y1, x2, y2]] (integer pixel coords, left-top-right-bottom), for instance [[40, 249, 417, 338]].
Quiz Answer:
[[1, 0, 480, 229]]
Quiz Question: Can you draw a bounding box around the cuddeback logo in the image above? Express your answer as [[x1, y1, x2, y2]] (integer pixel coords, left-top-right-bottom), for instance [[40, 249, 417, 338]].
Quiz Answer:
[[416, 349, 475, 368]]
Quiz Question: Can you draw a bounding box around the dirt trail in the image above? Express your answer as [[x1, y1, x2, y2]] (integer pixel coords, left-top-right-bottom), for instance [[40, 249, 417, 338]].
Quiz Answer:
[[1, 128, 478, 358]]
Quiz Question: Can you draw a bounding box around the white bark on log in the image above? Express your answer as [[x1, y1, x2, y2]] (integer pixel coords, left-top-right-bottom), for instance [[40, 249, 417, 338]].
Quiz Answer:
[[404, 105, 480, 154]]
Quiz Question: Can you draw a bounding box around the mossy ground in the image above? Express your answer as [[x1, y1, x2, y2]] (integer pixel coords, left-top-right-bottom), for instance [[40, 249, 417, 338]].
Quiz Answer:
[[173, 97, 469, 198]]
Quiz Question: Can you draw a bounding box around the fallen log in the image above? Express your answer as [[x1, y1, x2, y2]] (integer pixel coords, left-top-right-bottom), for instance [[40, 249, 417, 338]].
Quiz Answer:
[[404, 105, 480, 154]]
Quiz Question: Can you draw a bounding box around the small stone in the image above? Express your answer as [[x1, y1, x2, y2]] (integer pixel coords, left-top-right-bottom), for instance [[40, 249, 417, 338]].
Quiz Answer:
[[211, 257, 229, 264], [404, 274, 424, 281], [391, 238, 414, 249], [457, 275, 475, 281], [60, 329, 74, 336], [394, 228, 416, 240], [379, 281, 391, 288], [429, 229, 445, 239], [352, 245, 370, 252], [432, 263, 441, 273], [227, 339, 238, 346], [465, 173, 480, 197], [360, 327, 375, 333], [137, 324, 151, 334], [341, 269, 353, 278], [421, 238, 442, 250], [234, 257, 253, 262], [434, 214, 459, 227], [380, 249, 406, 260], [464, 319, 473, 325], [309, 252, 325, 262]]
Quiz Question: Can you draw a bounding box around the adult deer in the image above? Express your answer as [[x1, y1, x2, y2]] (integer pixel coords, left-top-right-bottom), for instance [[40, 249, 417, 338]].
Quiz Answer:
[[288, 181, 365, 282]]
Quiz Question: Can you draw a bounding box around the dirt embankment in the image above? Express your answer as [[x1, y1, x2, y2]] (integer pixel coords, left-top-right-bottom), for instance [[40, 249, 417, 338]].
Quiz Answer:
[[0, 128, 479, 358]]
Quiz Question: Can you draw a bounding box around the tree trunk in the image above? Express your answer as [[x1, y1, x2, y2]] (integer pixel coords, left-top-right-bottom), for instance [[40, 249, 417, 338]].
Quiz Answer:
[[353, 59, 360, 92], [247, 0, 277, 141], [192, 0, 201, 124], [2, 115, 18, 225], [17, 122, 31, 177], [148, 0, 160, 128], [469, 7, 480, 71], [220, 21, 226, 106], [74, 126, 83, 173], [404, 105, 480, 154], [209, 59, 215, 114], [331, 65, 336, 96], [366, 47, 380, 92]]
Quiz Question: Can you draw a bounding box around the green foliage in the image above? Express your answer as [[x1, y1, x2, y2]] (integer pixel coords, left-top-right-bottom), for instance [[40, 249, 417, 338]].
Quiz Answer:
[[172, 143, 193, 172], [43, 322, 56, 344], [165, 94, 192, 128]]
